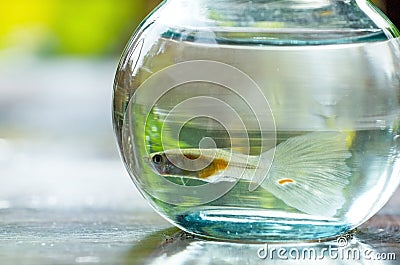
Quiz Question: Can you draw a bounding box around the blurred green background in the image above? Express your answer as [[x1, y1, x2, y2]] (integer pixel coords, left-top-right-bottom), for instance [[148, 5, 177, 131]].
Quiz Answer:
[[0, 0, 398, 210], [0, 0, 397, 58], [0, 0, 163, 57]]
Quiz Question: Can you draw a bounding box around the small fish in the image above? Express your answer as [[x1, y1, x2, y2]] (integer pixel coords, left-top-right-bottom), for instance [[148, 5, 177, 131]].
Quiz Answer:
[[145, 132, 352, 217]]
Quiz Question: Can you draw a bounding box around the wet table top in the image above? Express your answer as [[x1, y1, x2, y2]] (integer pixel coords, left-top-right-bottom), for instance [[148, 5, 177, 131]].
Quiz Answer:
[[0, 194, 399, 265]]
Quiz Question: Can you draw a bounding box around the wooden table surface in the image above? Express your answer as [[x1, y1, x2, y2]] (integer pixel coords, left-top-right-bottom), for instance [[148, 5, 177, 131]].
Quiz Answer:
[[0, 190, 398, 265]]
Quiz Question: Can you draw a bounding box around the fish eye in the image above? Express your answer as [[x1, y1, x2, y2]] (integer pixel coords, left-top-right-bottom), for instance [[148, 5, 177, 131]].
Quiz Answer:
[[152, 154, 163, 164]]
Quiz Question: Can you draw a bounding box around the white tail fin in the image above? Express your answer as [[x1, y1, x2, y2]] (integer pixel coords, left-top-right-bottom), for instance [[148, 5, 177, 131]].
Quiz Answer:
[[261, 132, 352, 217]]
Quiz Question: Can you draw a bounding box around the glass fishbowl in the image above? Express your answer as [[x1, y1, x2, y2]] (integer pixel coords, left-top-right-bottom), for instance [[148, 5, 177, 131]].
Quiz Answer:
[[113, 0, 400, 242]]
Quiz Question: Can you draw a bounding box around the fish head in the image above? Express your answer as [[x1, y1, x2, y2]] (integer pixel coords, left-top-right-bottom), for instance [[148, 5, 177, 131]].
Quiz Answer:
[[145, 152, 183, 176], [144, 149, 223, 181]]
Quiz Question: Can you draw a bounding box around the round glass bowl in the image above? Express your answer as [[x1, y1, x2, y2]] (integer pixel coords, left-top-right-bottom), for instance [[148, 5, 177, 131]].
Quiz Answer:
[[113, 0, 400, 242]]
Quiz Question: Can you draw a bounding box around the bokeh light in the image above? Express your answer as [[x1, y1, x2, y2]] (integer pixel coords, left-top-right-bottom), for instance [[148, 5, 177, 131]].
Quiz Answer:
[[0, 0, 163, 56]]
